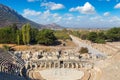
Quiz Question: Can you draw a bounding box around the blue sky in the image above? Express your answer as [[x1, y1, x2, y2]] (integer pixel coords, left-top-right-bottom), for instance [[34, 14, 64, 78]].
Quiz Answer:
[[0, 0, 120, 28]]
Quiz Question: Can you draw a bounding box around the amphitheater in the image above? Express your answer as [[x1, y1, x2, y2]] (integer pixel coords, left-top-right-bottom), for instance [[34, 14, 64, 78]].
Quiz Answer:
[[0, 35, 120, 80], [19, 47, 95, 80]]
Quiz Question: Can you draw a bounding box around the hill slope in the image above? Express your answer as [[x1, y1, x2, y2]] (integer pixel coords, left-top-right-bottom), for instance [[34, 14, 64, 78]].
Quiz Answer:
[[0, 4, 43, 28], [44, 23, 63, 30]]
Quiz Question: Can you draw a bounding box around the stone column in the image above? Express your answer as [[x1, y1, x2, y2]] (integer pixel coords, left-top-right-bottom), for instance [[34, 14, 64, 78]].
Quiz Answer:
[[30, 62, 32, 69], [56, 63, 58, 68], [69, 63, 71, 68], [78, 63, 80, 68], [75, 63, 78, 68], [64, 63, 67, 68], [54, 63, 56, 68], [72, 63, 74, 68], [49, 62, 51, 68], [79, 63, 82, 68], [53, 62, 55, 68], [34, 64, 37, 69], [67, 63, 69, 68], [40, 62, 43, 68], [63, 63, 64, 68], [68, 63, 70, 68], [46, 62, 48, 68], [58, 62, 60, 68], [44, 62, 46, 68]]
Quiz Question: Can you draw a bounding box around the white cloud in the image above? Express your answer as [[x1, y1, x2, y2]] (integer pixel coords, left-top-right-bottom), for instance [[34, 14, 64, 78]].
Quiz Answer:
[[27, 0, 39, 2], [90, 16, 104, 22], [109, 16, 120, 22], [42, 10, 51, 19], [52, 13, 59, 17], [69, 2, 95, 14], [54, 16, 62, 22], [22, 9, 63, 24], [41, 2, 65, 10], [68, 17, 73, 20], [103, 12, 110, 16], [90, 16, 101, 20], [23, 9, 41, 17], [64, 13, 73, 17], [114, 3, 120, 9], [22, 8, 120, 28], [77, 16, 83, 18]]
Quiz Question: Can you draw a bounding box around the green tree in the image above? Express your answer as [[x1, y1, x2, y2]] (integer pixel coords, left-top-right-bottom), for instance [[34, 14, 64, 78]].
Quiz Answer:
[[94, 32, 106, 44], [17, 30, 20, 45], [30, 28, 39, 44], [21, 23, 31, 45], [26, 23, 31, 44], [80, 33, 88, 40], [97, 32, 106, 40], [87, 32, 97, 42], [106, 27, 120, 41], [22, 24, 26, 45], [95, 38, 106, 44], [0, 25, 18, 44], [36, 29, 56, 45]]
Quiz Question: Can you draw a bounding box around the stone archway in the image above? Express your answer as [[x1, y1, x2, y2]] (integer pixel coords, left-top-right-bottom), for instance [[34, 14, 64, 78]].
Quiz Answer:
[[48, 62, 52, 68], [69, 63, 72, 68], [46, 62, 49, 68], [73, 63, 76, 68], [77, 63, 80, 68], [41, 62, 45, 68], [55, 63, 58, 68], [64, 63, 67, 68], [60, 61, 63, 68], [51, 62, 54, 68]]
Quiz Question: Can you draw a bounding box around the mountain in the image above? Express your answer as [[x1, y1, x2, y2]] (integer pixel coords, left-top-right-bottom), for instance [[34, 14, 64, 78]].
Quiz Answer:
[[0, 4, 64, 29], [0, 4, 43, 28], [44, 23, 63, 30]]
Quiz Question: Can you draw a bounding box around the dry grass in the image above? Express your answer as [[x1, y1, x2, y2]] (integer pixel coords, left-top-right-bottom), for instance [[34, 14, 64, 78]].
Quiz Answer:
[[0, 44, 16, 48], [0, 40, 76, 51]]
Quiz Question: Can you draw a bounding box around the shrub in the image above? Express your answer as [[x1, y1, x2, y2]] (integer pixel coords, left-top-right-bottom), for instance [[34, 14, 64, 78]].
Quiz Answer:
[[79, 47, 88, 54], [2, 45, 11, 51], [95, 38, 106, 44]]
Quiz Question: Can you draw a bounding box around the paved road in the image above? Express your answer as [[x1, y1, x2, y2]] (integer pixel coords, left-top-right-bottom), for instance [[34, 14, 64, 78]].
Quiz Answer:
[[70, 35, 107, 58]]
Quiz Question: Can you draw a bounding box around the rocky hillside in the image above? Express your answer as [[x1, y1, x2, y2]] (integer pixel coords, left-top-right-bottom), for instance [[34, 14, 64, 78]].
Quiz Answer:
[[0, 4, 43, 28], [44, 23, 63, 30], [0, 4, 64, 29]]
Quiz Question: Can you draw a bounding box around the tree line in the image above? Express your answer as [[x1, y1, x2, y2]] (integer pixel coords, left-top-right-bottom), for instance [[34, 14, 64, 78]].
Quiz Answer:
[[70, 27, 120, 44], [0, 23, 56, 45]]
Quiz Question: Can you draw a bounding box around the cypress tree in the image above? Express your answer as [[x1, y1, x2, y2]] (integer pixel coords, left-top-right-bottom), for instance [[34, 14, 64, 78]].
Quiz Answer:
[[26, 23, 31, 44], [17, 30, 20, 45], [22, 25, 26, 45]]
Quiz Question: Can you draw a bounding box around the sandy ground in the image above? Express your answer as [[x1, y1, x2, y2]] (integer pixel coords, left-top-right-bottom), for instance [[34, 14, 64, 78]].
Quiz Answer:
[[100, 52, 120, 80], [39, 68, 84, 80]]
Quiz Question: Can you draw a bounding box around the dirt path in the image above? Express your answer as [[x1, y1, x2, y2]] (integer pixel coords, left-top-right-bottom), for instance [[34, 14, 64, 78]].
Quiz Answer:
[[70, 35, 106, 57]]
